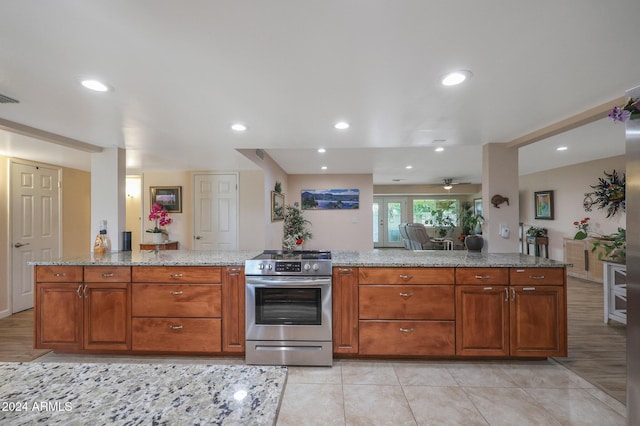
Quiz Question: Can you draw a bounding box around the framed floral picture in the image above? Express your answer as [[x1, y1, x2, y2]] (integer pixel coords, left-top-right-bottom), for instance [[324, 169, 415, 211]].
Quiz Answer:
[[271, 191, 284, 221], [534, 190, 554, 220], [150, 186, 182, 213]]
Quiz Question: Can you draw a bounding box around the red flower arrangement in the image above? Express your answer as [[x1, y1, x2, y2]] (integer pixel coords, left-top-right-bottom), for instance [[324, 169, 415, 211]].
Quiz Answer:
[[573, 217, 590, 240]]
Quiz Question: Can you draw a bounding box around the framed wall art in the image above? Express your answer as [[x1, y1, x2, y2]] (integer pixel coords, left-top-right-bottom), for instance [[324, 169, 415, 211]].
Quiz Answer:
[[473, 198, 483, 217], [271, 191, 284, 221], [301, 189, 359, 210], [534, 190, 554, 220], [150, 186, 182, 213]]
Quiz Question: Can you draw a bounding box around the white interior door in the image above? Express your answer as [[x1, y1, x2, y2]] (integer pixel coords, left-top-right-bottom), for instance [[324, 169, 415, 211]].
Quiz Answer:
[[11, 160, 61, 313], [373, 197, 406, 248], [193, 173, 238, 250]]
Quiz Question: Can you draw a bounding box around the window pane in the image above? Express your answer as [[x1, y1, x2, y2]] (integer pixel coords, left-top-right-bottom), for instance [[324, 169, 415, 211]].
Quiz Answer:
[[413, 199, 459, 226]]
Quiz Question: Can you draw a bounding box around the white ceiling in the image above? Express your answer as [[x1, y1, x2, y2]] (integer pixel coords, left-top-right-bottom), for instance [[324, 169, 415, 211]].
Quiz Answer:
[[0, 1, 637, 184]]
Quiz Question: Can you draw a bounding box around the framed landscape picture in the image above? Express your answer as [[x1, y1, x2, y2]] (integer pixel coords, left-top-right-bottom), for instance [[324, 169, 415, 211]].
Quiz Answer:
[[150, 186, 182, 213], [534, 190, 554, 220], [271, 191, 284, 221]]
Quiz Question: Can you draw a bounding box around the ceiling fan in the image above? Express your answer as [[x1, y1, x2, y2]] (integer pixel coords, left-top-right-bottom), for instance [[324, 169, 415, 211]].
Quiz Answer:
[[439, 178, 471, 190]]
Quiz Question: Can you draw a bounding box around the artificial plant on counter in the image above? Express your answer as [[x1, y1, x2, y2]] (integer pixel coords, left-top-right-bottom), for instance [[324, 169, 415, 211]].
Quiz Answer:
[[282, 202, 312, 250]]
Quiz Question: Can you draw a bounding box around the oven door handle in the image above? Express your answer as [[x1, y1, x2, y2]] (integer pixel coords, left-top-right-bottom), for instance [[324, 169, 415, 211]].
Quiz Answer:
[[246, 277, 331, 286]]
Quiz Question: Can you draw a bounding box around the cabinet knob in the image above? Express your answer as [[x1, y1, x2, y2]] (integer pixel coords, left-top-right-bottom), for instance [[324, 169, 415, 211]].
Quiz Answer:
[[399, 275, 414, 280], [169, 273, 184, 278], [53, 273, 66, 277], [168, 325, 183, 330], [102, 273, 114, 277], [399, 327, 414, 333], [169, 291, 183, 295], [399, 292, 413, 298], [474, 275, 490, 279], [528, 275, 545, 280]]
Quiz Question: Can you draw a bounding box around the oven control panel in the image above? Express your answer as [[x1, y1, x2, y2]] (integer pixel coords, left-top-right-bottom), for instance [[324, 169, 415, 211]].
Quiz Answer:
[[246, 260, 332, 276], [275, 262, 301, 273]]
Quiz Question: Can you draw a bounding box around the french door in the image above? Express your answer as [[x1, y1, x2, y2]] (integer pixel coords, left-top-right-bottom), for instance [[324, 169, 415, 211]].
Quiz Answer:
[[373, 197, 407, 248]]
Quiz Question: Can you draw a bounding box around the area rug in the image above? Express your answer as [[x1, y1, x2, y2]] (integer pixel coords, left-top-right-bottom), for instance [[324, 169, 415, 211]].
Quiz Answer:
[[0, 362, 287, 425]]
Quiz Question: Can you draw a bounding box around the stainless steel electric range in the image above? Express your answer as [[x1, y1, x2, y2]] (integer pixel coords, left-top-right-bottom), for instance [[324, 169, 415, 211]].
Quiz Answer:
[[244, 250, 332, 366]]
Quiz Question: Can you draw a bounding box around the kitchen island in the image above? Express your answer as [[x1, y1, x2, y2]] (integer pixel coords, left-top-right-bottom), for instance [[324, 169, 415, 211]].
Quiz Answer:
[[31, 249, 568, 359]]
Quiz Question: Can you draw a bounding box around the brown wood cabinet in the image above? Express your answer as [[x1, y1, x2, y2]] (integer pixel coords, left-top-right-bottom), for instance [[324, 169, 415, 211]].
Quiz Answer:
[[564, 238, 605, 282], [222, 266, 245, 353], [455, 268, 567, 357], [358, 267, 455, 356], [35, 266, 131, 351], [333, 267, 359, 354], [131, 266, 222, 353]]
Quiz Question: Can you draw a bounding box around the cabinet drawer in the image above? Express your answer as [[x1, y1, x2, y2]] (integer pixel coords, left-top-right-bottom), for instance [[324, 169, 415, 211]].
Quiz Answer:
[[510, 268, 565, 285], [359, 320, 454, 356], [132, 318, 221, 352], [359, 268, 454, 285], [36, 266, 83, 282], [359, 285, 454, 320], [84, 266, 131, 282], [132, 266, 221, 283], [455, 268, 509, 285], [132, 284, 221, 317]]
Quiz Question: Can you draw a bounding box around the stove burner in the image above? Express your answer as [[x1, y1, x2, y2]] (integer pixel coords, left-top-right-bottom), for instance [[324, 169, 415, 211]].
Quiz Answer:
[[257, 250, 331, 260]]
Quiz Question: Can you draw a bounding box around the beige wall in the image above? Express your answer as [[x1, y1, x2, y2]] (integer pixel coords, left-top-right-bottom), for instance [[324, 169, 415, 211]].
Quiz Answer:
[[62, 167, 91, 256], [288, 174, 374, 251], [519, 155, 626, 261]]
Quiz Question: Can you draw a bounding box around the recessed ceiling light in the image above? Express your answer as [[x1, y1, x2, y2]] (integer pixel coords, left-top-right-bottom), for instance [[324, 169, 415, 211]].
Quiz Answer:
[[405, 165, 413, 169], [81, 79, 110, 92], [318, 148, 326, 153], [231, 123, 247, 132], [556, 146, 568, 151], [334, 121, 350, 130], [435, 147, 445, 152], [321, 166, 327, 170], [441, 70, 472, 86]]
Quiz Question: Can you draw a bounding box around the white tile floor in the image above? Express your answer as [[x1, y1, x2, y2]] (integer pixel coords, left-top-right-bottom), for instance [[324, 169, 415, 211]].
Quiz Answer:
[[35, 353, 627, 425], [277, 359, 627, 426]]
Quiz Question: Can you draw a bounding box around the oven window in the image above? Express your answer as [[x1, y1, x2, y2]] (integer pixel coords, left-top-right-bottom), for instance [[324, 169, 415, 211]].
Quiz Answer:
[[255, 288, 321, 325]]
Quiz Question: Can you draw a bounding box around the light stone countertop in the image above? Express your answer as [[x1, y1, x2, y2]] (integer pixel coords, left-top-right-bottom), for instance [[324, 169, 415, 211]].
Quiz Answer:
[[30, 249, 568, 268]]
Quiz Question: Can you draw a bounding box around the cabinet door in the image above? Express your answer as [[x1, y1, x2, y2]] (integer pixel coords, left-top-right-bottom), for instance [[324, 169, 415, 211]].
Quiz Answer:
[[83, 283, 131, 350], [35, 283, 83, 350], [510, 286, 567, 357], [333, 267, 359, 354], [455, 285, 509, 356], [222, 267, 245, 353]]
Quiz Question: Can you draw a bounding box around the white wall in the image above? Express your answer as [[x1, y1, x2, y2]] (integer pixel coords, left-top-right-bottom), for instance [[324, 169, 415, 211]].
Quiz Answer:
[[519, 155, 626, 260], [288, 174, 374, 251]]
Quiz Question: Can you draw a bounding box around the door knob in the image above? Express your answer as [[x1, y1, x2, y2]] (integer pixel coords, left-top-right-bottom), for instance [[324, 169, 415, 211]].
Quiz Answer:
[[14, 242, 30, 248], [195, 235, 202, 240]]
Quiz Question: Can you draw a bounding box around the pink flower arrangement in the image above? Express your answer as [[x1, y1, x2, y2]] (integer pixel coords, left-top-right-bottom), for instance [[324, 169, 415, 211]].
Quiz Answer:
[[573, 217, 590, 240], [147, 203, 172, 234], [609, 98, 640, 123]]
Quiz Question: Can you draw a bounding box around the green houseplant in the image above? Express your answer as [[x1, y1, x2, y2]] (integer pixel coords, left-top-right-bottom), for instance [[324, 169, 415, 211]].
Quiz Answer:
[[426, 208, 455, 238], [282, 202, 313, 250], [459, 202, 485, 251], [592, 228, 626, 263]]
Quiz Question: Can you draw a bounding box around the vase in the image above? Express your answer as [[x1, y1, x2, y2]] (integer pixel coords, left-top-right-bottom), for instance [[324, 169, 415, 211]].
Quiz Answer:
[[464, 235, 484, 252], [151, 233, 164, 244]]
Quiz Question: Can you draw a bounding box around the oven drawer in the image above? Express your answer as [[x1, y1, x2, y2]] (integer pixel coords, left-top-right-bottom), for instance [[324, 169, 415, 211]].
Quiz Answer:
[[359, 285, 454, 320], [359, 267, 454, 285], [359, 320, 455, 356], [132, 284, 221, 317], [132, 266, 221, 283], [132, 318, 221, 352]]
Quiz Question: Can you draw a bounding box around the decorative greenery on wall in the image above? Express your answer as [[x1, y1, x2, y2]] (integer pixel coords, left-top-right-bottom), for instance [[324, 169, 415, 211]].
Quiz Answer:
[[583, 170, 625, 218]]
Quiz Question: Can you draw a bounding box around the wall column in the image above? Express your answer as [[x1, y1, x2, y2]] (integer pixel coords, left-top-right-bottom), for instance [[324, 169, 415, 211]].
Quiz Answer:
[[482, 143, 520, 253], [90, 147, 126, 251]]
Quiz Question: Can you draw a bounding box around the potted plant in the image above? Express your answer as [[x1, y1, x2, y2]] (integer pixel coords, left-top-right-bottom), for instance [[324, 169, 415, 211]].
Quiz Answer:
[[426, 208, 455, 239], [283, 202, 312, 250], [592, 227, 626, 263], [146, 202, 172, 243], [459, 202, 485, 251]]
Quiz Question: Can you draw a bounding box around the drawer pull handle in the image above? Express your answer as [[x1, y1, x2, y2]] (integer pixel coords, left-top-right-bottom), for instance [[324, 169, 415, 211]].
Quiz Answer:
[[76, 284, 82, 298], [475, 275, 490, 279], [83, 285, 88, 299], [483, 287, 493, 290], [170, 273, 184, 278], [53, 273, 66, 277], [528, 275, 545, 280], [101, 273, 114, 277], [399, 292, 413, 298], [338, 268, 352, 272], [399, 275, 414, 280], [511, 288, 516, 301], [505, 288, 509, 301], [169, 325, 183, 330], [523, 287, 536, 291], [399, 327, 414, 333], [169, 291, 183, 295]]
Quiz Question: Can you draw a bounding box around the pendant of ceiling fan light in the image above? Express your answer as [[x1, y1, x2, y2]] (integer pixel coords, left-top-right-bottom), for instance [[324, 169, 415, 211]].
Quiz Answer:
[[443, 179, 453, 190]]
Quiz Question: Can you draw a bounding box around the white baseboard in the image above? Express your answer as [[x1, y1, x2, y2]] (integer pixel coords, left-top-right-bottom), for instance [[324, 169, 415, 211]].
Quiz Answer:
[[0, 309, 11, 319]]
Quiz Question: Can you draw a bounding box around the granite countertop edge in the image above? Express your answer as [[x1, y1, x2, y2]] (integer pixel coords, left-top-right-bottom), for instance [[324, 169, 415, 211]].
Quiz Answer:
[[29, 249, 570, 268]]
